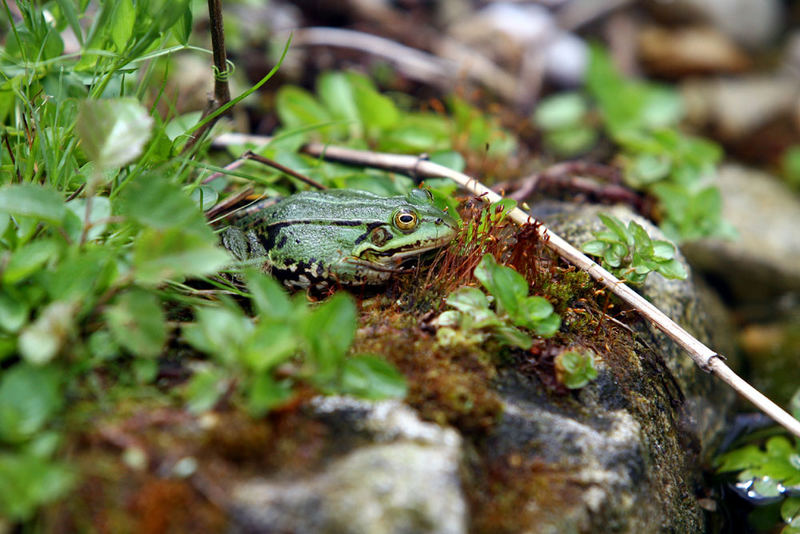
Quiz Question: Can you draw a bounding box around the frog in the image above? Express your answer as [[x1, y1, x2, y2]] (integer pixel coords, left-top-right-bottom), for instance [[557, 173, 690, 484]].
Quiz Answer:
[[222, 188, 458, 290]]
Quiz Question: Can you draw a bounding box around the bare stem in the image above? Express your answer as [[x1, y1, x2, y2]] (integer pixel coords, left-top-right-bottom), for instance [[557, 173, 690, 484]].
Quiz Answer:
[[182, 0, 231, 155]]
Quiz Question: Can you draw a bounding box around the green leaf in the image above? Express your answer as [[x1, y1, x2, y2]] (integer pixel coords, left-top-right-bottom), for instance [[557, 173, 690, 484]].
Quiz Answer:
[[0, 364, 63, 443], [0, 184, 66, 225], [655, 259, 687, 280], [66, 196, 112, 243], [242, 321, 297, 372], [40, 247, 117, 302], [275, 86, 332, 130], [76, 98, 154, 171], [446, 287, 490, 314], [716, 444, 763, 473], [598, 214, 631, 245], [473, 254, 528, 316], [543, 127, 598, 157], [429, 150, 465, 172], [520, 296, 554, 322], [790, 388, 800, 421], [627, 153, 671, 187], [651, 240, 676, 260], [245, 270, 293, 320], [555, 350, 598, 389], [109, 0, 134, 50], [171, 3, 193, 44], [348, 73, 399, 131], [183, 367, 227, 413], [0, 290, 29, 333], [183, 305, 250, 364], [582, 240, 607, 257], [317, 71, 360, 125], [491, 323, 533, 349], [116, 172, 213, 237], [534, 92, 588, 130], [752, 476, 782, 497], [133, 228, 229, 285], [18, 302, 76, 365], [532, 312, 561, 337], [3, 239, 60, 285], [340, 355, 407, 400], [302, 293, 357, 383], [0, 452, 75, 521], [105, 289, 167, 358], [782, 497, 800, 524], [246, 372, 293, 416]]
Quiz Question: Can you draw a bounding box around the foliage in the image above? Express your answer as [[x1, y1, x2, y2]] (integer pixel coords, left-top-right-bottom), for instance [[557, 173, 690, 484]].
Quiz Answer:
[[534, 45, 734, 242], [275, 71, 516, 156], [250, 71, 514, 196], [437, 254, 561, 350], [715, 388, 800, 533], [0, 1, 404, 523], [581, 213, 687, 285], [532, 92, 597, 157], [554, 349, 598, 389], [781, 145, 800, 190], [183, 271, 407, 415]]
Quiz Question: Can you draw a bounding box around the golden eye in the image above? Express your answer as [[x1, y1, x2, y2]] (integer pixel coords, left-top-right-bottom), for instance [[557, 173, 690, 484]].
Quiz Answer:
[[393, 209, 418, 231]]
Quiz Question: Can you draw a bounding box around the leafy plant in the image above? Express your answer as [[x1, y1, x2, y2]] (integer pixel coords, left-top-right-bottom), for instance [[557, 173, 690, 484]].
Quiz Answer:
[[582, 213, 687, 285], [533, 45, 732, 242], [532, 92, 597, 157], [437, 254, 561, 350], [554, 349, 598, 389], [781, 145, 800, 190], [715, 388, 800, 533], [183, 271, 407, 415], [258, 71, 515, 194]]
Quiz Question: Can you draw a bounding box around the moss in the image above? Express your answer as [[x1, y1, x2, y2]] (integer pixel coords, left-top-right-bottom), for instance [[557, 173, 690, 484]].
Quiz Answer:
[[353, 311, 503, 435]]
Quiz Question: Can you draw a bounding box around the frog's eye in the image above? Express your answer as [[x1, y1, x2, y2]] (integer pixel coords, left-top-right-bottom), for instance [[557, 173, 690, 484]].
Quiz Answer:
[[393, 208, 418, 231]]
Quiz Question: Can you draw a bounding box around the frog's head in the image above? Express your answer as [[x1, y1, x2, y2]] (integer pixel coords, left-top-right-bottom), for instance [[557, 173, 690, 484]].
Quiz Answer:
[[351, 189, 458, 271]]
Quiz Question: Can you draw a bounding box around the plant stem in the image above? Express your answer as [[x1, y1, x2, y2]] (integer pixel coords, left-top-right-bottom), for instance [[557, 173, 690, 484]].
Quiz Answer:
[[182, 0, 231, 155]]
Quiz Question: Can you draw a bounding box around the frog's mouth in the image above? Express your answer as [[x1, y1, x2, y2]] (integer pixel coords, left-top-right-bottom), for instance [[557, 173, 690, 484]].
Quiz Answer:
[[352, 234, 454, 271]]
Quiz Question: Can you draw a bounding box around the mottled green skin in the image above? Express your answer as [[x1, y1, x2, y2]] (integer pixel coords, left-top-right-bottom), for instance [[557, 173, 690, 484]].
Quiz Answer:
[[223, 189, 458, 289]]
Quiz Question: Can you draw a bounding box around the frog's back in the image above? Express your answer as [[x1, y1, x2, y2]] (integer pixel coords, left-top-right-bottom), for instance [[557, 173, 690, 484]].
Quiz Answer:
[[241, 189, 404, 228]]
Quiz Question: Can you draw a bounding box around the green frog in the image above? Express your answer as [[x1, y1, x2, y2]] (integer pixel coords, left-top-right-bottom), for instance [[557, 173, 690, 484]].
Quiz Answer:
[[222, 188, 458, 290]]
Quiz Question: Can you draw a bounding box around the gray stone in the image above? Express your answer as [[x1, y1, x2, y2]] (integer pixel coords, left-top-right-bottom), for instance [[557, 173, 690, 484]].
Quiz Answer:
[[226, 203, 739, 533], [681, 164, 800, 301], [645, 0, 782, 48], [682, 77, 800, 141], [228, 399, 466, 534], [488, 200, 739, 532]]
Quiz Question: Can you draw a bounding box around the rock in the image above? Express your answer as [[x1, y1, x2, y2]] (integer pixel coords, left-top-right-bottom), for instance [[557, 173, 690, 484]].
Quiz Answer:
[[226, 204, 739, 533], [681, 76, 800, 142], [644, 0, 782, 49], [638, 26, 750, 77], [486, 200, 738, 532], [448, 3, 588, 89], [681, 164, 800, 301], [228, 398, 466, 534]]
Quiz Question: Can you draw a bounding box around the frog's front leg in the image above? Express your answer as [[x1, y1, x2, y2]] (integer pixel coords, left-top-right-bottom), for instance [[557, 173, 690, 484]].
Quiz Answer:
[[221, 227, 272, 273]]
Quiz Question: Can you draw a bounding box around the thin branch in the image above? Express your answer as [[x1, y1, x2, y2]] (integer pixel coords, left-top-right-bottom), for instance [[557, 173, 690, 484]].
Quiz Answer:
[[182, 0, 231, 155], [212, 133, 800, 437], [288, 27, 521, 104], [242, 151, 327, 191]]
